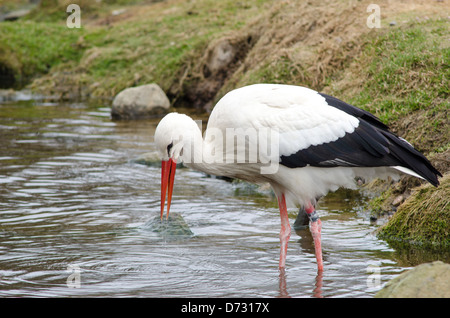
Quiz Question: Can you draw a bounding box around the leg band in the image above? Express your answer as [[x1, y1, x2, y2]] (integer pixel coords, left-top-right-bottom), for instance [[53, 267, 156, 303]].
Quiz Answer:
[[308, 210, 320, 223]]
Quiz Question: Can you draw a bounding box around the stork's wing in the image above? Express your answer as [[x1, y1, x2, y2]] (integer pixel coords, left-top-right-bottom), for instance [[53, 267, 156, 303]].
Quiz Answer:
[[210, 84, 441, 186]]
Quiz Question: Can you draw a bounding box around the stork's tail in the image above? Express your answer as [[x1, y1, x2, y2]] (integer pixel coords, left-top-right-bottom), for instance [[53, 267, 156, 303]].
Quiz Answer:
[[382, 131, 442, 186]]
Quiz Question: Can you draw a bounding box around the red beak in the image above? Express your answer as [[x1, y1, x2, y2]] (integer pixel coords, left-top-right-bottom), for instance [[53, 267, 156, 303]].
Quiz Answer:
[[161, 158, 177, 220]]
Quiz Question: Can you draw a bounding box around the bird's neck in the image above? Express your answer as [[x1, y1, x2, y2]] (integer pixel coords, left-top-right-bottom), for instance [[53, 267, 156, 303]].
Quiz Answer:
[[179, 127, 230, 177]]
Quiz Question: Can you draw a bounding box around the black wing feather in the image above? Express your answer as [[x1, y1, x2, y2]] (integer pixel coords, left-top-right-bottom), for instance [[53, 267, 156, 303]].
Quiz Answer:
[[318, 93, 389, 130], [280, 93, 442, 186]]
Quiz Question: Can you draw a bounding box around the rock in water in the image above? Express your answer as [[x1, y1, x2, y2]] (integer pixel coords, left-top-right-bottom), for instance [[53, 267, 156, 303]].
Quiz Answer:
[[131, 151, 161, 166], [143, 213, 194, 240], [111, 83, 170, 120], [376, 261, 450, 298], [1, 8, 32, 21]]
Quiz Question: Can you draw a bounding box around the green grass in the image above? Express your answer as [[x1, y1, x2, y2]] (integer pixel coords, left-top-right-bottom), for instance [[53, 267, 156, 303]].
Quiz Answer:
[[228, 15, 449, 138], [24, 0, 146, 22], [0, 0, 270, 95], [3, 2, 447, 111], [240, 55, 310, 87], [1, 2, 448, 124], [0, 20, 85, 87], [320, 18, 450, 156], [81, 0, 270, 96], [347, 19, 449, 123]]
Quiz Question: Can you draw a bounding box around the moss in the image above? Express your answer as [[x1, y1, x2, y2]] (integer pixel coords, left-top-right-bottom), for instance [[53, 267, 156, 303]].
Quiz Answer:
[[367, 188, 394, 216], [0, 20, 85, 88], [377, 174, 450, 247]]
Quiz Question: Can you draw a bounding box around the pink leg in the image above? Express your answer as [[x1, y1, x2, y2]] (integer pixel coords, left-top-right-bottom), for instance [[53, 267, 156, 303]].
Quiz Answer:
[[306, 203, 324, 272], [278, 194, 290, 269]]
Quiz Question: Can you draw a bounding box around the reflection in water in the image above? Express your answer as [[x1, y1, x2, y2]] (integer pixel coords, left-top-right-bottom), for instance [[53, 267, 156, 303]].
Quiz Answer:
[[1, 100, 448, 297], [314, 271, 324, 298], [278, 266, 322, 298], [278, 268, 289, 298]]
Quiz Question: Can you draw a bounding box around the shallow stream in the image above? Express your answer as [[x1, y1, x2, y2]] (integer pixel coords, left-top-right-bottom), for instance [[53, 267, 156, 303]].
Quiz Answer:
[[0, 99, 446, 297]]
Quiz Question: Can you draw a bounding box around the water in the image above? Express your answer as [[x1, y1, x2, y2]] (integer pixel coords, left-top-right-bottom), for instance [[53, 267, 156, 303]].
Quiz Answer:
[[0, 99, 444, 297]]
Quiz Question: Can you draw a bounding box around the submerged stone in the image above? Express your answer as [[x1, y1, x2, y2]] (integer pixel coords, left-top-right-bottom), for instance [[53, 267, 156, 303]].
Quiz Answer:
[[130, 151, 160, 166], [143, 212, 194, 240]]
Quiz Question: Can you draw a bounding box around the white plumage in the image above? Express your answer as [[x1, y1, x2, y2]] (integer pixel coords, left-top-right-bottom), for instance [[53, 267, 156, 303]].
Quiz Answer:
[[154, 83, 441, 272], [212, 84, 359, 154]]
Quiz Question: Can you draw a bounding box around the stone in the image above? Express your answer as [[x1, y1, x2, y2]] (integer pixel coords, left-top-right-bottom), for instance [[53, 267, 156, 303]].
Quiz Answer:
[[376, 261, 450, 298], [143, 213, 194, 241], [0, 89, 44, 103], [111, 83, 170, 120], [111, 8, 127, 16], [204, 39, 236, 76], [0, 89, 16, 102], [130, 151, 160, 166], [1, 9, 31, 21], [392, 195, 404, 206]]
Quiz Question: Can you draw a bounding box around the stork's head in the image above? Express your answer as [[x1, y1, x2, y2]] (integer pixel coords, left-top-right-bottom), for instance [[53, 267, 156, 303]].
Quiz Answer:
[[154, 112, 200, 219]]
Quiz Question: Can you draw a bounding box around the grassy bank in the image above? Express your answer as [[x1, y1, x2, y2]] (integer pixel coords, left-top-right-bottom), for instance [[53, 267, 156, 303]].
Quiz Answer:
[[0, 20, 85, 88], [1, 0, 271, 98], [377, 174, 450, 247], [0, 0, 448, 244], [332, 19, 449, 155]]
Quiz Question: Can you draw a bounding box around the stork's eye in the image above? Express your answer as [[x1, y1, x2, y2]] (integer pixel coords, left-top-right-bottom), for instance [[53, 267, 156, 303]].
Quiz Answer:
[[167, 142, 173, 156]]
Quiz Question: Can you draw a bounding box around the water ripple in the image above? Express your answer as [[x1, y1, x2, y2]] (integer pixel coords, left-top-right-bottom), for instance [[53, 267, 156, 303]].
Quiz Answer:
[[1, 101, 446, 297]]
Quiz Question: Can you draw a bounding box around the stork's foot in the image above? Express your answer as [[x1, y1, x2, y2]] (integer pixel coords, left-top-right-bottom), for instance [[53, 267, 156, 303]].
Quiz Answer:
[[307, 209, 324, 272], [293, 206, 309, 230]]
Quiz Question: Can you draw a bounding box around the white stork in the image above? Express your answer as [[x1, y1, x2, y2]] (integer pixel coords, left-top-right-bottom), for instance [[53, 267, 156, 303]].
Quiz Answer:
[[154, 84, 441, 272]]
